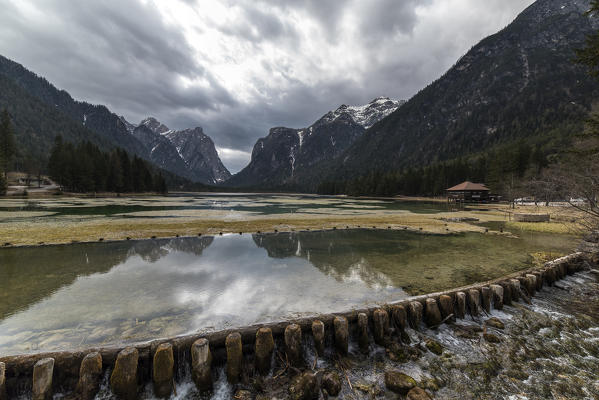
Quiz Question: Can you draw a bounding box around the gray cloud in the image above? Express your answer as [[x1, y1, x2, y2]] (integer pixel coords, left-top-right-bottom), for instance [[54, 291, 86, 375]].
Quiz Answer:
[[0, 0, 533, 173]]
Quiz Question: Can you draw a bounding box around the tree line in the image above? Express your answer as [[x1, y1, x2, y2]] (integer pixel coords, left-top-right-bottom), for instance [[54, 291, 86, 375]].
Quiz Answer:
[[317, 140, 548, 198], [48, 136, 167, 194]]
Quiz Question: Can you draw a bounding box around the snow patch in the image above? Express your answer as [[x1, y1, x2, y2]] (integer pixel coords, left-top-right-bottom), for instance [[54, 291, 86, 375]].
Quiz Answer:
[[322, 97, 405, 129]]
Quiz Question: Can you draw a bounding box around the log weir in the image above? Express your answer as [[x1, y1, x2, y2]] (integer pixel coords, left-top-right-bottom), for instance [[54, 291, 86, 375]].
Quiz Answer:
[[0, 252, 589, 399]]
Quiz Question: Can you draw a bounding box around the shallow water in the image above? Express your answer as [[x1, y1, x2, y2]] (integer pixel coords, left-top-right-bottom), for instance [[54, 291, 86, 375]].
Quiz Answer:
[[0, 194, 447, 221], [84, 270, 599, 400], [0, 228, 577, 356]]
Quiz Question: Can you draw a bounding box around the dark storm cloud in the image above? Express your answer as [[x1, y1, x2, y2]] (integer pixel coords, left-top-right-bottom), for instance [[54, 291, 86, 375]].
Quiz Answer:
[[0, 0, 235, 117], [0, 0, 533, 172]]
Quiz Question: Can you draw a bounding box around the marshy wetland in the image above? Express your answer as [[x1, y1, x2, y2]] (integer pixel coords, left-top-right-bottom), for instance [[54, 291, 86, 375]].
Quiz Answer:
[[0, 195, 580, 356], [0, 194, 593, 400]]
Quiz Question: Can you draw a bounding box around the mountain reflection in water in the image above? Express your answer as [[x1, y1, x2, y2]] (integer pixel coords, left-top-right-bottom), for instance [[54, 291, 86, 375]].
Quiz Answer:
[[0, 229, 576, 355]]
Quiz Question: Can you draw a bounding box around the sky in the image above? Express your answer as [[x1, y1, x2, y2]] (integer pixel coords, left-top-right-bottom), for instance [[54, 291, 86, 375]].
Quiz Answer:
[[0, 0, 534, 173]]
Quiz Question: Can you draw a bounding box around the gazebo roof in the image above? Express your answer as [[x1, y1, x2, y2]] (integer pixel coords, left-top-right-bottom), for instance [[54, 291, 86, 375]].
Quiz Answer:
[[446, 181, 490, 192]]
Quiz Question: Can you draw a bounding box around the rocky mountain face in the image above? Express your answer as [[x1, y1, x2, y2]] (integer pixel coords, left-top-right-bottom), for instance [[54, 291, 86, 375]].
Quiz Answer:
[[0, 54, 230, 184], [328, 0, 599, 182], [165, 127, 231, 183], [128, 117, 231, 184], [227, 97, 404, 187]]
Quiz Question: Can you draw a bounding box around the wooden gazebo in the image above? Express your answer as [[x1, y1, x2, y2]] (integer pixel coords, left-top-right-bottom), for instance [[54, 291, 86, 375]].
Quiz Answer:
[[446, 181, 490, 203]]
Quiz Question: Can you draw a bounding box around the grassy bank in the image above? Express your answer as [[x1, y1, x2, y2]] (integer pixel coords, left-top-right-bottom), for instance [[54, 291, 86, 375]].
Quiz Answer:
[[0, 195, 583, 247]]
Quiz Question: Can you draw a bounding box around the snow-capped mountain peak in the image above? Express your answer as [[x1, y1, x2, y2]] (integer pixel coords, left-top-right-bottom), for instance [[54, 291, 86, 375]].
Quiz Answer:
[[140, 117, 171, 136], [322, 97, 405, 129], [226, 95, 404, 187]]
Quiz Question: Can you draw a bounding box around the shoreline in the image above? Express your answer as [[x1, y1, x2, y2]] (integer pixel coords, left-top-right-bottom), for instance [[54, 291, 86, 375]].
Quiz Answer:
[[1, 194, 581, 247], [0, 250, 590, 399]]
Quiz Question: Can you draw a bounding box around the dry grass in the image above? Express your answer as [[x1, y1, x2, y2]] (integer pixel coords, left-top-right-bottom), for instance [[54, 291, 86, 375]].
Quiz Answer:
[[0, 197, 582, 246]]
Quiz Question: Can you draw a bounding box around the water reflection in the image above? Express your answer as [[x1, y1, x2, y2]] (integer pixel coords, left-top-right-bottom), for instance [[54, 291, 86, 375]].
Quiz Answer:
[[0, 229, 577, 355], [0, 232, 405, 355]]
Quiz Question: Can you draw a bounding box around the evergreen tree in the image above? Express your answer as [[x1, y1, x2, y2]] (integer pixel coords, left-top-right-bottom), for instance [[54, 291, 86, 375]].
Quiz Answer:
[[48, 135, 66, 187], [47, 136, 168, 194], [0, 109, 16, 177]]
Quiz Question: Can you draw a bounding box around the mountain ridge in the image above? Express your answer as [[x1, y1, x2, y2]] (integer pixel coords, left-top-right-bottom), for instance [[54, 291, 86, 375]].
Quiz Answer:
[[128, 116, 231, 183], [0, 54, 230, 185], [226, 97, 404, 187], [326, 0, 599, 183]]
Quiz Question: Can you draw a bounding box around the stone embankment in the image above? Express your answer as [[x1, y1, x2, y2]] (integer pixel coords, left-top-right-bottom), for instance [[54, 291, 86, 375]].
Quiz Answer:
[[0, 251, 592, 399]]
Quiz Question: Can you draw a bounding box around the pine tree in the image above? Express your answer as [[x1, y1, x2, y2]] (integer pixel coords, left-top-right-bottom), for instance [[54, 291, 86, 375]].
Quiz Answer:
[[0, 109, 16, 177]]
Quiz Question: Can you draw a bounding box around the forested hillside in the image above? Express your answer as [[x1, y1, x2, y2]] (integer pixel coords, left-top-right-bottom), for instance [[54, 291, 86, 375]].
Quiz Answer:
[[0, 73, 114, 170], [310, 0, 599, 195]]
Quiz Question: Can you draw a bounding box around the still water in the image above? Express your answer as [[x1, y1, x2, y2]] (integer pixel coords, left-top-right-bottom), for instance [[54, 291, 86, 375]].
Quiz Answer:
[[0, 194, 446, 220], [0, 229, 577, 356]]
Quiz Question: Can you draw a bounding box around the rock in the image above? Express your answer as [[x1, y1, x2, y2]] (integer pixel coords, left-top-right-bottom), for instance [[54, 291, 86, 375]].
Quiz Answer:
[[110, 347, 138, 400], [33, 358, 54, 400], [407, 387, 432, 400], [510, 279, 521, 302], [424, 298, 442, 328], [255, 327, 275, 375], [483, 333, 501, 343], [322, 371, 342, 396], [285, 323, 303, 367], [312, 320, 325, 356], [75, 352, 103, 400], [425, 339, 443, 355], [486, 317, 505, 330], [334, 316, 349, 355], [481, 287, 492, 313], [226, 332, 243, 384], [438, 295, 454, 321], [373, 308, 389, 344], [391, 304, 408, 330], [386, 342, 410, 363], [354, 381, 371, 393], [0, 362, 6, 400], [455, 292, 466, 319], [234, 389, 253, 400], [490, 284, 504, 310], [384, 370, 416, 394], [357, 312, 369, 353], [289, 371, 319, 400], [191, 338, 213, 392], [455, 327, 479, 339], [500, 281, 512, 305], [467, 289, 480, 317], [153, 343, 174, 398], [408, 301, 423, 330]]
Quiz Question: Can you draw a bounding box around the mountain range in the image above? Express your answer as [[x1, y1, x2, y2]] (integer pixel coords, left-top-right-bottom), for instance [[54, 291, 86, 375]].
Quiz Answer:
[[327, 0, 599, 184], [225, 0, 599, 191], [0, 55, 230, 185], [1, 0, 597, 193], [226, 97, 404, 188], [126, 117, 230, 184]]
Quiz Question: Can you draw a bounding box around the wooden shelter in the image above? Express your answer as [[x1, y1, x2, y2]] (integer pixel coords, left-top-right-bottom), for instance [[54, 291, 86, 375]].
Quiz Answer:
[[446, 181, 490, 203]]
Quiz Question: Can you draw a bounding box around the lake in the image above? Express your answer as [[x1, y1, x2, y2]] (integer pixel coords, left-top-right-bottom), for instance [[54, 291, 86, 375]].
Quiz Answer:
[[0, 227, 577, 356]]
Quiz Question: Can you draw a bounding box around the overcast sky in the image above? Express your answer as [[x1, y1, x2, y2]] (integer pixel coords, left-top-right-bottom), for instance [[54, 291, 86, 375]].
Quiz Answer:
[[0, 0, 533, 173]]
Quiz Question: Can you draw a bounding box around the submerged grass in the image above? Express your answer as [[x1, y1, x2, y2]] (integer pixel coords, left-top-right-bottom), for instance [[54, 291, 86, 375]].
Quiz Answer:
[[0, 195, 582, 246]]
